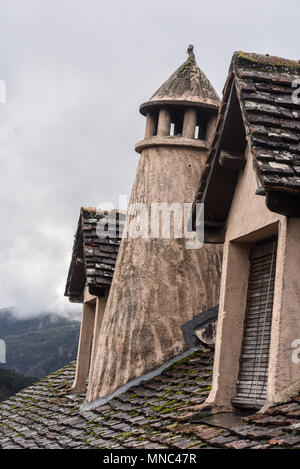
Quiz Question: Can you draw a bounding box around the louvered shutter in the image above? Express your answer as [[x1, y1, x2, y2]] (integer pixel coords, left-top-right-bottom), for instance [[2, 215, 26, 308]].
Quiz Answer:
[[232, 238, 277, 409]]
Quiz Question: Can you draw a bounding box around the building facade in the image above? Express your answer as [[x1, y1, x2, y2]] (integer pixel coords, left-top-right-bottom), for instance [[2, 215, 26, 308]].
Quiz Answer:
[[65, 207, 125, 392], [194, 52, 300, 410]]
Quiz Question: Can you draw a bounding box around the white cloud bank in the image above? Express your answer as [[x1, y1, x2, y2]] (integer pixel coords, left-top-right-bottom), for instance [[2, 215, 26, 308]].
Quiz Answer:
[[0, 0, 299, 318]]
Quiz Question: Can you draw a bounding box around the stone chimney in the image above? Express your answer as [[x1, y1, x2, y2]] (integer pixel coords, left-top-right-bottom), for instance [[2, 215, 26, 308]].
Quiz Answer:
[[86, 46, 223, 404]]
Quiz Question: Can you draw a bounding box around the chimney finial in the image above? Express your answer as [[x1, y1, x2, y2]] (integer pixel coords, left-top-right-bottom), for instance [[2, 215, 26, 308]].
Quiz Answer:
[[187, 44, 195, 60]]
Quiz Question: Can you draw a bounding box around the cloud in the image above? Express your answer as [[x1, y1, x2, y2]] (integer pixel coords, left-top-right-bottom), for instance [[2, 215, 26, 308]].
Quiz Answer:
[[0, 0, 299, 317]]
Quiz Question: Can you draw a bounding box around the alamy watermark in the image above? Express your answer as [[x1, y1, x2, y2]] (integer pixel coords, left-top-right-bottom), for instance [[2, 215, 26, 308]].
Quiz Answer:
[[292, 339, 300, 364], [96, 196, 204, 250], [0, 78, 6, 104], [292, 79, 300, 105], [0, 339, 6, 364]]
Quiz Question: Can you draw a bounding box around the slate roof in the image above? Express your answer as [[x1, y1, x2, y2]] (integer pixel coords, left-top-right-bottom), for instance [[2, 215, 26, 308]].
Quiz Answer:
[[194, 52, 300, 224], [1, 347, 300, 449], [140, 45, 220, 116], [65, 208, 126, 303]]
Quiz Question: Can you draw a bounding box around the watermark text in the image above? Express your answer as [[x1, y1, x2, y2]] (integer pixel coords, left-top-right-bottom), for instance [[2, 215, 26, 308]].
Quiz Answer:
[[0, 79, 6, 104], [96, 197, 204, 250], [292, 339, 300, 364], [292, 79, 300, 105], [0, 339, 6, 364]]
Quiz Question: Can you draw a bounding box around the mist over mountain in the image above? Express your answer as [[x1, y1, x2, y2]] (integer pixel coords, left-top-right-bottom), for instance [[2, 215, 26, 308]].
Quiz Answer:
[[0, 308, 81, 379]]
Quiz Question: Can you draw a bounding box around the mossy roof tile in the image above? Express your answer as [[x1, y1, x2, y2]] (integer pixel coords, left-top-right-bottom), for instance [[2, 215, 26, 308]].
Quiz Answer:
[[0, 347, 299, 449]]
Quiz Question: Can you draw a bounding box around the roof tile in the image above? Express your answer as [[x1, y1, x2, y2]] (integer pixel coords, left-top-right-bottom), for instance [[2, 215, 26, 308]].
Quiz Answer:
[[65, 208, 126, 302], [1, 347, 299, 449]]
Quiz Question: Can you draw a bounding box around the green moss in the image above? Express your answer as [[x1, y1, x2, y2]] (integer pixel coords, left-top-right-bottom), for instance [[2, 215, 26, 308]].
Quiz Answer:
[[235, 51, 300, 75], [199, 385, 212, 393], [187, 413, 209, 422], [149, 400, 181, 414], [236, 51, 258, 64], [177, 57, 197, 77], [188, 441, 207, 448], [164, 352, 198, 373], [113, 432, 133, 441], [165, 399, 178, 406], [175, 382, 185, 388], [137, 436, 148, 442]]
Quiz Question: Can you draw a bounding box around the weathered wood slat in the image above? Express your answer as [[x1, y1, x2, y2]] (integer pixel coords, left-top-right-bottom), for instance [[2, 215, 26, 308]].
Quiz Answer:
[[245, 318, 272, 325], [239, 374, 268, 380], [241, 346, 270, 353], [242, 326, 271, 333], [237, 380, 265, 389], [243, 340, 271, 346], [244, 307, 272, 314], [236, 389, 267, 397], [246, 299, 274, 308], [233, 239, 277, 409], [242, 331, 271, 337], [249, 264, 274, 273], [245, 304, 273, 310], [247, 279, 275, 290], [244, 315, 272, 322], [232, 397, 266, 408], [235, 387, 267, 395], [249, 263, 275, 274]]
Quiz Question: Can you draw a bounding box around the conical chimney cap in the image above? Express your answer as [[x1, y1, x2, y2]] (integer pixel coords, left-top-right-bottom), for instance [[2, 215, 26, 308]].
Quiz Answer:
[[140, 45, 220, 116]]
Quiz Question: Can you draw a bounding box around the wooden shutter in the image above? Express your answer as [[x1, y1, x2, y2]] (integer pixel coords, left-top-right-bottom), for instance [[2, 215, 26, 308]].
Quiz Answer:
[[232, 238, 277, 409]]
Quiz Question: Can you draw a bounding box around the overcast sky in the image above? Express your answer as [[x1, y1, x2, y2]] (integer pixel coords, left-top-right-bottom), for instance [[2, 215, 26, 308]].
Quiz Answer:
[[0, 0, 299, 318]]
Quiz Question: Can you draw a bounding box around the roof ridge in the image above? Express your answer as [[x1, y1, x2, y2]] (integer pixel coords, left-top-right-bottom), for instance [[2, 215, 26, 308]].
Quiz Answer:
[[232, 51, 300, 75]]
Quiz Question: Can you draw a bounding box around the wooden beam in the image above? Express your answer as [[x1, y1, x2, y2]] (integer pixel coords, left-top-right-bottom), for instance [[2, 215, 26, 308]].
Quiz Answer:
[[204, 226, 226, 244], [266, 190, 300, 217], [89, 285, 107, 297], [205, 220, 225, 228], [219, 150, 246, 171]]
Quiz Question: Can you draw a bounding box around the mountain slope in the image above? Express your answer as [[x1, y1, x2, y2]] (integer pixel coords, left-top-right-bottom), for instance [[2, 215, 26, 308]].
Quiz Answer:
[[0, 309, 80, 379], [0, 367, 36, 402]]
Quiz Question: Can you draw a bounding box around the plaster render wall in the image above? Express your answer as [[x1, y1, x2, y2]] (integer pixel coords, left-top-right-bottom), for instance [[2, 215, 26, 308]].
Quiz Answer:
[[207, 147, 285, 409], [206, 241, 250, 408], [268, 217, 300, 405], [87, 142, 223, 402], [90, 293, 108, 373], [72, 289, 108, 394], [72, 300, 95, 393], [225, 146, 282, 241]]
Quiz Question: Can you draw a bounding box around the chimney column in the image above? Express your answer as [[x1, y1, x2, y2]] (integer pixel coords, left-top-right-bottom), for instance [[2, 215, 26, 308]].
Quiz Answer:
[[183, 108, 197, 138], [157, 109, 171, 136], [144, 112, 156, 138]]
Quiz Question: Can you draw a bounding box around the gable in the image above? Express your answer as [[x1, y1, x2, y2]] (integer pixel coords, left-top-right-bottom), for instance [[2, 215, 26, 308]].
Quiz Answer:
[[192, 76, 247, 241], [64, 208, 125, 302], [234, 53, 300, 215]]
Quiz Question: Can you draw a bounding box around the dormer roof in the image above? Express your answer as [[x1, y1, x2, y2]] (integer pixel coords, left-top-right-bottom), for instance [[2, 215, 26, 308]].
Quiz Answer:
[[64, 207, 126, 302], [193, 51, 300, 235]]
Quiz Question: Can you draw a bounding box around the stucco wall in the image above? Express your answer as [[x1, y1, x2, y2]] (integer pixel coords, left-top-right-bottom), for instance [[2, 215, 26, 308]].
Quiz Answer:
[[268, 218, 300, 405], [87, 142, 223, 402], [225, 146, 282, 241], [207, 146, 285, 409], [72, 288, 108, 394]]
